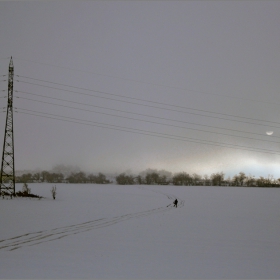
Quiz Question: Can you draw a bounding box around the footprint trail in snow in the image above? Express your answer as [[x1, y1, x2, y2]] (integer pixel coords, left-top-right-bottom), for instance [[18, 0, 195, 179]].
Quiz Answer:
[[0, 186, 184, 251]]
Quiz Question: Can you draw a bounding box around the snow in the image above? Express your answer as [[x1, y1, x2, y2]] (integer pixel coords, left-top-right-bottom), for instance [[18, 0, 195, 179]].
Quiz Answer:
[[0, 183, 280, 278]]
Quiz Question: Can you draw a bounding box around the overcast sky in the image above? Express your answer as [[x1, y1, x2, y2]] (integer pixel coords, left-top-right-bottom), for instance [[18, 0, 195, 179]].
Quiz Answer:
[[1, 1, 280, 177]]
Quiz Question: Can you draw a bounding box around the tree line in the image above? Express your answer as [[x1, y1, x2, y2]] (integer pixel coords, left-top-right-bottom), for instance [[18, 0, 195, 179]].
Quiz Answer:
[[16, 170, 280, 187], [116, 171, 272, 186], [16, 171, 111, 184]]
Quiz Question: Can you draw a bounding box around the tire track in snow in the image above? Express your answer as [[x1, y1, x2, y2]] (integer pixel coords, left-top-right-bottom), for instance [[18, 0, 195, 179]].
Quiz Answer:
[[0, 186, 184, 251]]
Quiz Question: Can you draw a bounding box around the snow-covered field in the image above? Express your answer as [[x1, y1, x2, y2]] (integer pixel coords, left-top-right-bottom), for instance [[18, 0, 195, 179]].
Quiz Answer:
[[0, 183, 279, 279]]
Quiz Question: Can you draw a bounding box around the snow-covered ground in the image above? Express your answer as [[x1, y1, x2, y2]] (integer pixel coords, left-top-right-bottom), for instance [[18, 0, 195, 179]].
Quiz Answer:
[[0, 183, 279, 279]]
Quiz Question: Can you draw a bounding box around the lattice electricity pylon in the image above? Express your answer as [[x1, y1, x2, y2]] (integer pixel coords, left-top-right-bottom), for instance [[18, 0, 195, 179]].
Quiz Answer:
[[0, 57, 15, 196]]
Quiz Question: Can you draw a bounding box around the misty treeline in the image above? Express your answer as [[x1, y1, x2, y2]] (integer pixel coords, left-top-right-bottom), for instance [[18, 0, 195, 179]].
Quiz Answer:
[[16, 168, 280, 188], [16, 171, 111, 184], [116, 171, 280, 187]]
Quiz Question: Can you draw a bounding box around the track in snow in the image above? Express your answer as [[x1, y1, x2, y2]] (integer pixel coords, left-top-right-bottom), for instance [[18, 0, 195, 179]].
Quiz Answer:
[[0, 186, 184, 251]]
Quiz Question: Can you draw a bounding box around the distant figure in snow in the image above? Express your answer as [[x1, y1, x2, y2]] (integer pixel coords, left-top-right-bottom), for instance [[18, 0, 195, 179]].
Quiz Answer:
[[173, 199, 178, 208]]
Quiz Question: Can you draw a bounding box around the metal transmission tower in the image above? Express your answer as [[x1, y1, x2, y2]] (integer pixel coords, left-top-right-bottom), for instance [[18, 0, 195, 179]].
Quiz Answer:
[[0, 57, 15, 196]]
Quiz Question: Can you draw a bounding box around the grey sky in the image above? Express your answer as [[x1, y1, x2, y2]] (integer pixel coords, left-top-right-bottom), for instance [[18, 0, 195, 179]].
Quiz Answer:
[[1, 1, 280, 177]]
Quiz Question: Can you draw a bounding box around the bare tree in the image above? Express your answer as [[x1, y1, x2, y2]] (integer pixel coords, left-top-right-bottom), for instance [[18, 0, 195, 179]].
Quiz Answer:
[[238, 172, 247, 186], [192, 173, 201, 185], [210, 172, 224, 186], [116, 173, 135, 185], [245, 174, 256, 187], [173, 172, 192, 186], [51, 186, 57, 200], [22, 183, 31, 195]]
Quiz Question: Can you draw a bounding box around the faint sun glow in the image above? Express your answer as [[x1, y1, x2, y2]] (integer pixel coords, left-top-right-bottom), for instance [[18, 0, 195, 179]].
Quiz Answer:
[[266, 131, 273, 136]]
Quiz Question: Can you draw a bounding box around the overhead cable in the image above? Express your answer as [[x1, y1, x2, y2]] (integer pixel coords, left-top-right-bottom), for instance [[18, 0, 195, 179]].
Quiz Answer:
[[14, 87, 279, 128], [16, 77, 278, 125], [16, 89, 279, 139], [12, 58, 277, 106], [14, 92, 280, 144], [15, 80, 279, 127], [14, 108, 280, 156]]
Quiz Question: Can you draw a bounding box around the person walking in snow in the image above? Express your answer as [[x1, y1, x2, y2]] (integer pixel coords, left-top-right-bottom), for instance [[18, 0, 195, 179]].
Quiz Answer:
[[173, 199, 178, 208]]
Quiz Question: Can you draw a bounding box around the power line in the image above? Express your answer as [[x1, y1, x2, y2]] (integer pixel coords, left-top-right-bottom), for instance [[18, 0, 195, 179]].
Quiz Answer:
[[15, 80, 279, 127], [13, 58, 277, 106], [15, 107, 280, 155], [16, 77, 279, 125], [14, 91, 280, 144], [14, 88, 279, 128], [14, 108, 280, 156], [16, 89, 279, 139]]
